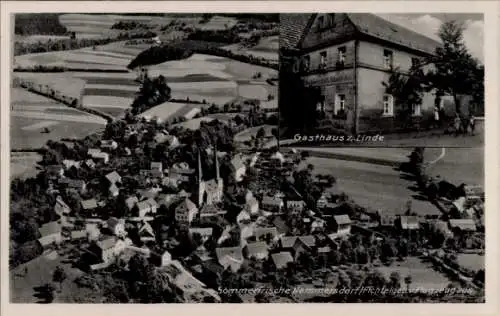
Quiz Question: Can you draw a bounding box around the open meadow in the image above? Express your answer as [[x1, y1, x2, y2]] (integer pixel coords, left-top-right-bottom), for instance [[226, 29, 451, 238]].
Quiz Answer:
[[10, 88, 106, 149]]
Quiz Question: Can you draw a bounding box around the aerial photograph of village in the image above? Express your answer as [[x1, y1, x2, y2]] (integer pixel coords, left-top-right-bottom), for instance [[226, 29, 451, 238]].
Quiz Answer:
[[9, 13, 485, 304]]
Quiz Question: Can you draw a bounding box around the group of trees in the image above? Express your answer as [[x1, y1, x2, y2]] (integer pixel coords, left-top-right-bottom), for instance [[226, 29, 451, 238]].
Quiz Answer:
[[130, 74, 172, 115], [384, 20, 484, 121], [127, 39, 278, 71], [111, 21, 154, 31], [15, 13, 68, 36], [14, 31, 157, 56]]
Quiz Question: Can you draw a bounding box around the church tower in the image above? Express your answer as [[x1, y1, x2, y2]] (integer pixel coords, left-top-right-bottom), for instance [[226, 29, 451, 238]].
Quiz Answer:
[[197, 150, 205, 207], [214, 145, 224, 196]]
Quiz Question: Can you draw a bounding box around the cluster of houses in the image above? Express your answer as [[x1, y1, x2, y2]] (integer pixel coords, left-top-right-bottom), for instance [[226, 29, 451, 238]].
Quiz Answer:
[[31, 117, 485, 302]]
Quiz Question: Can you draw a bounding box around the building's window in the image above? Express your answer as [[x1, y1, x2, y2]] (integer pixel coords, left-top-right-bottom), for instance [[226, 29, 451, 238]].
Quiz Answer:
[[320, 51, 327, 69], [302, 55, 310, 72], [338, 46, 346, 64], [412, 103, 422, 116], [383, 49, 394, 69], [335, 94, 346, 114], [383, 94, 394, 116]]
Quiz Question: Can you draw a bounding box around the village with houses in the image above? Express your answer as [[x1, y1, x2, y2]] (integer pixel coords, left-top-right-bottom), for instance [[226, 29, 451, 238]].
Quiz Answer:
[[10, 108, 485, 303]]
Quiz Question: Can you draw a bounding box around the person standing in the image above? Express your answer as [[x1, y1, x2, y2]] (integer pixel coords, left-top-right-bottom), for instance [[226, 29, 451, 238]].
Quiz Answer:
[[433, 106, 440, 129], [454, 113, 461, 137], [469, 115, 476, 136]]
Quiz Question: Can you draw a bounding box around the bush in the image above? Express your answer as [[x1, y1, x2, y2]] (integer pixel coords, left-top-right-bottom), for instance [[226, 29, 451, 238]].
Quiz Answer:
[[11, 240, 43, 267]]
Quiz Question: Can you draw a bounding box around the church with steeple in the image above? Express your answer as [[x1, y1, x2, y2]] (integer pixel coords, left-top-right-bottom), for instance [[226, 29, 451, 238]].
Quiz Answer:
[[195, 146, 224, 207]]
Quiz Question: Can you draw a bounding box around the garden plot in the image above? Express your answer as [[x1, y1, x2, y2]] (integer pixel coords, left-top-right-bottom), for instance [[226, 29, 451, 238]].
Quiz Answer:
[[138, 101, 191, 121], [376, 257, 451, 290], [11, 116, 105, 150], [82, 95, 134, 109]]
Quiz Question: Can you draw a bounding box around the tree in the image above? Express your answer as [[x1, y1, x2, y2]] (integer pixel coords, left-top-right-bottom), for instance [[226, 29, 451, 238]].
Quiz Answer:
[[383, 61, 426, 124], [52, 265, 67, 291], [389, 271, 402, 289], [404, 274, 413, 292], [427, 20, 482, 115]]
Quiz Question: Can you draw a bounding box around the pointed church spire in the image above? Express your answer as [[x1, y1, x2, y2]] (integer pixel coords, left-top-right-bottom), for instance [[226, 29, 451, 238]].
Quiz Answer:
[[214, 144, 220, 180], [197, 149, 203, 182]]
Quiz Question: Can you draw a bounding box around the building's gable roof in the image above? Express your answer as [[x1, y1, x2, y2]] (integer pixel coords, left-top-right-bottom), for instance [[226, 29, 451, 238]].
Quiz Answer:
[[400, 216, 420, 230], [281, 13, 440, 55], [126, 196, 139, 209], [139, 222, 155, 237], [297, 235, 316, 248], [189, 227, 213, 237], [81, 199, 98, 210], [215, 247, 243, 262], [177, 198, 197, 212], [334, 214, 352, 225], [449, 219, 476, 231], [245, 241, 269, 256], [105, 171, 121, 184], [346, 13, 440, 55], [271, 252, 294, 269], [39, 221, 62, 237], [280, 13, 314, 50], [280, 236, 298, 248], [254, 227, 278, 240]]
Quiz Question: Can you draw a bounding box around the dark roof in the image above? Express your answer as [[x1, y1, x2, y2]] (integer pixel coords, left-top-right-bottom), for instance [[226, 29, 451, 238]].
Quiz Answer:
[[280, 13, 440, 55], [280, 14, 313, 50], [347, 13, 440, 55]]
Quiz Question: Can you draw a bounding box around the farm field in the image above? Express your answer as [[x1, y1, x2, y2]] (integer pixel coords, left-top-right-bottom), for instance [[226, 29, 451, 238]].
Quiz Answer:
[[11, 88, 106, 149], [199, 16, 238, 31], [301, 155, 442, 216], [222, 36, 279, 61], [10, 152, 42, 180], [376, 257, 451, 290], [139, 101, 194, 121]]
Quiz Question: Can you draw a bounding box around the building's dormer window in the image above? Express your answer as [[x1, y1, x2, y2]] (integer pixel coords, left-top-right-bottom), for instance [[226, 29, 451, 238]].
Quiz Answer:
[[320, 51, 327, 69], [338, 46, 346, 65], [383, 49, 394, 69]]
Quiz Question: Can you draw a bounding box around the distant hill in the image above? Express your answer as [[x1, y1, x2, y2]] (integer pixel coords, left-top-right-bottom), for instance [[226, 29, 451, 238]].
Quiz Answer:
[[15, 14, 68, 36]]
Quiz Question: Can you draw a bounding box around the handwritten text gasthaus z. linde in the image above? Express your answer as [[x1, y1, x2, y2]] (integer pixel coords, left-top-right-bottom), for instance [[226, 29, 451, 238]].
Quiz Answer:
[[218, 287, 476, 296], [294, 134, 385, 143]]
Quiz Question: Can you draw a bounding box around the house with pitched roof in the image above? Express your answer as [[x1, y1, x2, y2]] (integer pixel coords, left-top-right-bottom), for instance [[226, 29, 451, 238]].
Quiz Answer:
[[81, 199, 98, 213], [286, 199, 306, 215], [230, 154, 246, 182], [271, 252, 294, 270], [292, 235, 317, 259], [244, 241, 269, 260], [175, 198, 199, 225], [198, 204, 226, 224], [100, 140, 118, 151], [215, 247, 244, 273], [279, 13, 464, 135], [54, 196, 71, 216], [139, 222, 156, 242], [38, 221, 63, 247], [449, 219, 477, 235], [332, 215, 352, 235], [105, 171, 122, 185], [397, 216, 420, 231], [254, 227, 279, 243], [261, 195, 284, 212], [189, 227, 214, 242]]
